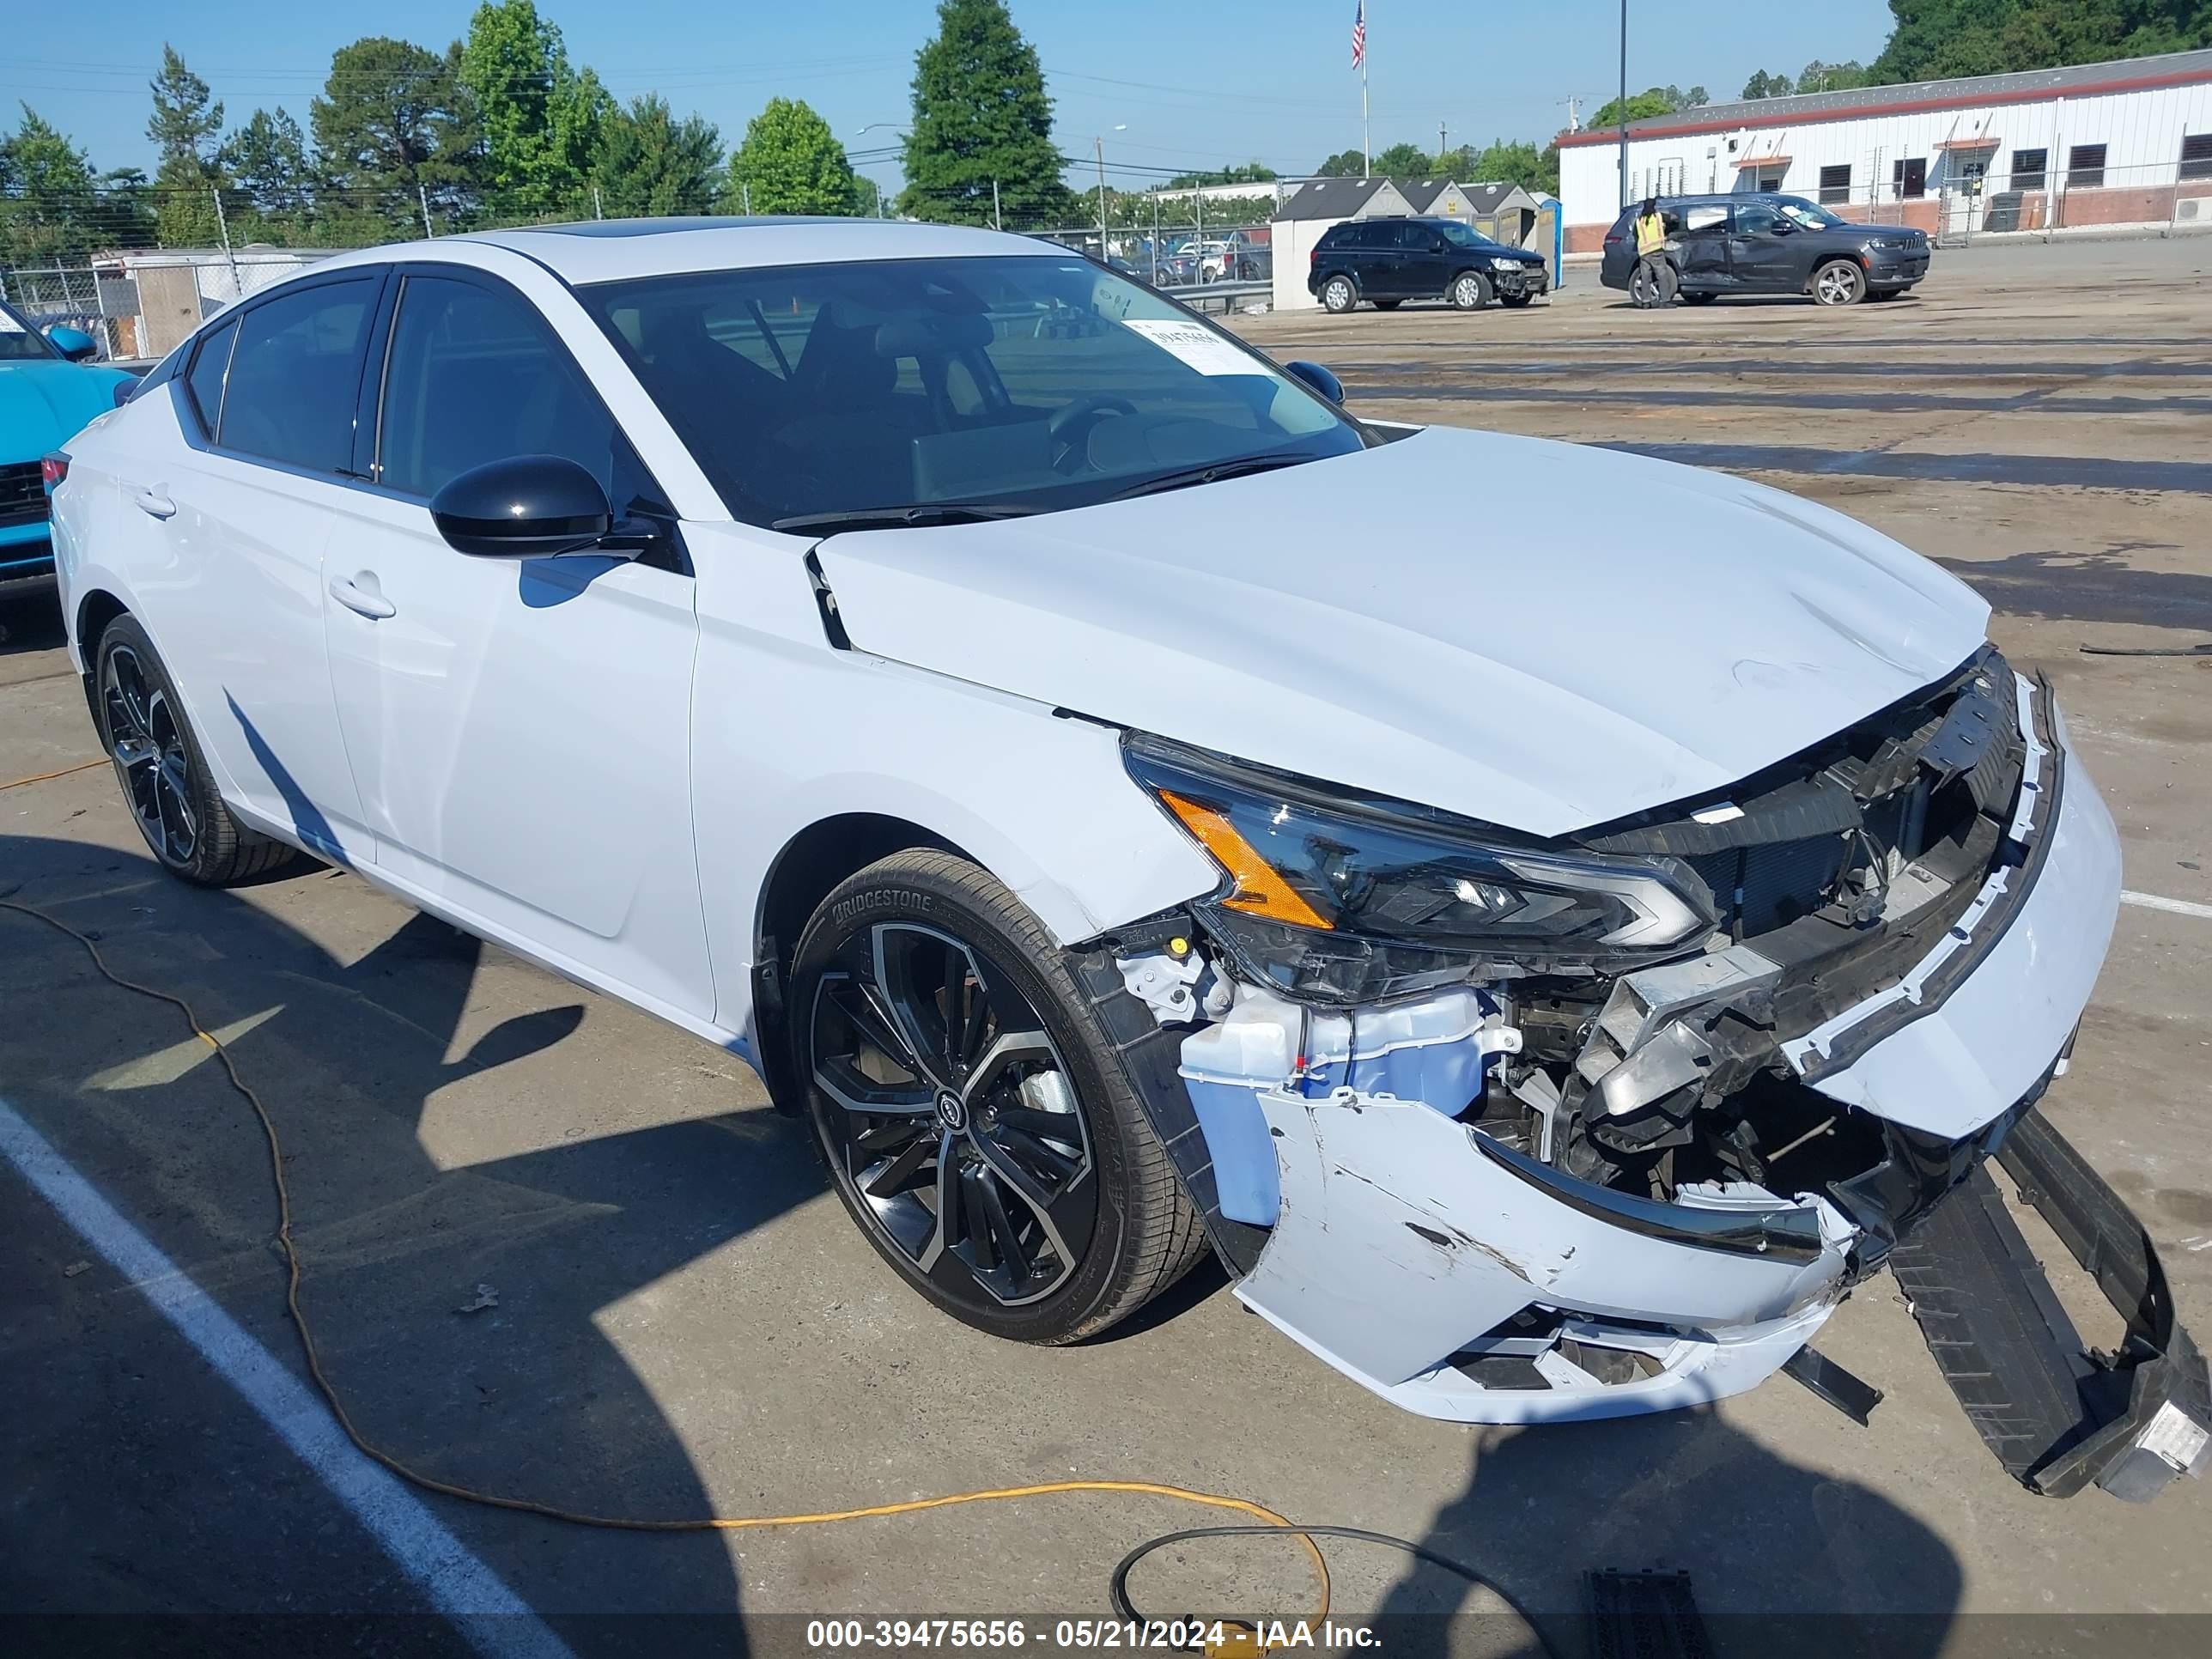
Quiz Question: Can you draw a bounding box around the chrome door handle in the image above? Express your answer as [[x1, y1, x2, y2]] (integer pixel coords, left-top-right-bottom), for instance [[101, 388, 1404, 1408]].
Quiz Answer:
[[328, 574, 396, 620], [132, 486, 177, 519]]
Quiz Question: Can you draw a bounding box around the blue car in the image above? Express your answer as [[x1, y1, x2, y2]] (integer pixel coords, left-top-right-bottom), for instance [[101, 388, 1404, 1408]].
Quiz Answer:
[[2, 298, 137, 597]]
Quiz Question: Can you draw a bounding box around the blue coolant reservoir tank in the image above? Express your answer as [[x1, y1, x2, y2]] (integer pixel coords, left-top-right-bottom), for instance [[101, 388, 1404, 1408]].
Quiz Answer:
[[1177, 986, 1506, 1226]]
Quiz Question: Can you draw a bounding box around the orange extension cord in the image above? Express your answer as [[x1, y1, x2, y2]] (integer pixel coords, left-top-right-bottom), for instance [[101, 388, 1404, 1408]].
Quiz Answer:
[[0, 892, 1332, 1635]]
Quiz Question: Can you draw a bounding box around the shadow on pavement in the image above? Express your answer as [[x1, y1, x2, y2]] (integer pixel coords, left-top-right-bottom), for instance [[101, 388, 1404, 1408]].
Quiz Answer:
[[1370, 1406, 1960, 1657], [0, 830, 830, 1650]]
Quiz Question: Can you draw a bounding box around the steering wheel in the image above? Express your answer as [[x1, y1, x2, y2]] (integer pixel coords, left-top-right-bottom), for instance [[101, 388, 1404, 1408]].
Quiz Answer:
[[1049, 395, 1139, 471]]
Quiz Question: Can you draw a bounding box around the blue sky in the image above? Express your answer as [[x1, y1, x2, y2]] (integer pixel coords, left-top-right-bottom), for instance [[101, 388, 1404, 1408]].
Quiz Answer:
[[9, 0, 1897, 193]]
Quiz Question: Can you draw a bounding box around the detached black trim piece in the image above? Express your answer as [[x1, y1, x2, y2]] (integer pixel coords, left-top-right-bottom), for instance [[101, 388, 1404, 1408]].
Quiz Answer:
[[1469, 1129, 1827, 1262], [1892, 1107, 2209, 1501]]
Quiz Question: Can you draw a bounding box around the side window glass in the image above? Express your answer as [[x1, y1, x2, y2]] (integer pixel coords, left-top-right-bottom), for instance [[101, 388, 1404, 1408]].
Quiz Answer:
[[220, 280, 375, 472], [1735, 205, 1779, 235], [1682, 204, 1729, 234], [183, 319, 237, 436], [377, 275, 654, 510]]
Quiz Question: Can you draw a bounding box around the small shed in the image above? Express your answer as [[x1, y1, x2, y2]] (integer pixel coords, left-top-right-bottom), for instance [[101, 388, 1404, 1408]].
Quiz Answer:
[[89, 246, 328, 359], [1267, 178, 1420, 312]]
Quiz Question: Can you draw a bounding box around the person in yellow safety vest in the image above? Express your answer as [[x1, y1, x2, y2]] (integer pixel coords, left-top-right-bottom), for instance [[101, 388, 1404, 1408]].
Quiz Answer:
[[1631, 197, 1674, 307]]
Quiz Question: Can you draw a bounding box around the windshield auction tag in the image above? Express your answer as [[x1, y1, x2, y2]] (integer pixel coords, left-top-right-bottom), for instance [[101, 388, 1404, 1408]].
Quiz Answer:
[[1121, 318, 1258, 376]]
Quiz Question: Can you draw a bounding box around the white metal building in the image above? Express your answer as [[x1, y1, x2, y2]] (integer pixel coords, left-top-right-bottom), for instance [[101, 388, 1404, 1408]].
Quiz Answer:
[[1558, 48, 2212, 250]]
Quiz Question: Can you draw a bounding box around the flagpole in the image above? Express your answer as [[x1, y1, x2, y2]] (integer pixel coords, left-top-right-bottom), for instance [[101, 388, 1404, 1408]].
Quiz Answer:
[[1360, 4, 1370, 179]]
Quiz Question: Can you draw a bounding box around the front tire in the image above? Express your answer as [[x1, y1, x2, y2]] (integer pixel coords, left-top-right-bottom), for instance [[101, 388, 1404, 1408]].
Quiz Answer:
[[791, 850, 1206, 1344], [1449, 270, 1492, 310], [94, 615, 300, 886], [1319, 274, 1358, 313], [1812, 258, 1868, 307]]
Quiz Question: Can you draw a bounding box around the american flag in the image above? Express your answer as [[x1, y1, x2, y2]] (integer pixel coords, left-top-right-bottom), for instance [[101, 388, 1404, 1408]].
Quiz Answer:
[[1351, 0, 1366, 70]]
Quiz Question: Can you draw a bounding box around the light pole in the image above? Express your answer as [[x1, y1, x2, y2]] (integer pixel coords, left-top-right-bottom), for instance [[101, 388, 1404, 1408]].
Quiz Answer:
[[1095, 125, 1127, 252], [854, 124, 908, 220], [1616, 0, 1631, 209]]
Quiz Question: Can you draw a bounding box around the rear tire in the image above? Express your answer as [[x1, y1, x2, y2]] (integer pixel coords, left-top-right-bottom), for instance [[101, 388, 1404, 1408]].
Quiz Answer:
[[791, 849, 1207, 1345], [1812, 258, 1868, 307], [1628, 258, 1678, 308], [93, 615, 300, 887], [1319, 274, 1358, 313]]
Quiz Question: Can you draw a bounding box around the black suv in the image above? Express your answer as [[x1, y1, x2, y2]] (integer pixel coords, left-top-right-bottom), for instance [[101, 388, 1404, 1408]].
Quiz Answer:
[[1309, 216, 1549, 313], [1600, 194, 1931, 307]]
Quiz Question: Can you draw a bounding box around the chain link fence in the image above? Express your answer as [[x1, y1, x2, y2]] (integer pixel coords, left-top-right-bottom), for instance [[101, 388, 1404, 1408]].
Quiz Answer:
[[3, 180, 1306, 360]]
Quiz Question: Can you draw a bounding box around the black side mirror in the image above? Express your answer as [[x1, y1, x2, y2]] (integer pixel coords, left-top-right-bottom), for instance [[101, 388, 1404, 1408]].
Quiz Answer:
[[1285, 361, 1345, 404], [429, 454, 615, 559]]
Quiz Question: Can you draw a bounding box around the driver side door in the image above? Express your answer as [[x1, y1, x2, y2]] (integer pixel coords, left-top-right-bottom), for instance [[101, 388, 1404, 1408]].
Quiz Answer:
[[320, 264, 714, 1020]]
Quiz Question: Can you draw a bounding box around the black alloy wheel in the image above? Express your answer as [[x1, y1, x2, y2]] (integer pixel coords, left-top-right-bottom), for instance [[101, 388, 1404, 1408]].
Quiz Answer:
[[793, 851, 1206, 1343]]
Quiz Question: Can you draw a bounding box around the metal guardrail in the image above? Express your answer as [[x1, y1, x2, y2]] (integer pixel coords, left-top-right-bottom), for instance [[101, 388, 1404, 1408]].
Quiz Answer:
[[1158, 278, 1271, 315]]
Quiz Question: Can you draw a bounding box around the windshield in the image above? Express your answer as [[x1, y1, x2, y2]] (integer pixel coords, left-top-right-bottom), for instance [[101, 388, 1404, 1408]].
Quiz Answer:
[[577, 254, 1363, 529], [0, 299, 64, 363], [1778, 198, 1846, 230]]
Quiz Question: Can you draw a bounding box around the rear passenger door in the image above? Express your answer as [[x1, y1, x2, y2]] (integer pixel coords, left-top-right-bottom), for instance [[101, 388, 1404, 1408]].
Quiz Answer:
[[319, 264, 714, 1019], [1352, 222, 1405, 299], [146, 272, 384, 860]]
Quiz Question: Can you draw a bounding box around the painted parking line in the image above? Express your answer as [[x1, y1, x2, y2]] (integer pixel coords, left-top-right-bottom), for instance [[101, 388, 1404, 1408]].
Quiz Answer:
[[0, 1095, 574, 1659], [2123, 889, 2212, 921]]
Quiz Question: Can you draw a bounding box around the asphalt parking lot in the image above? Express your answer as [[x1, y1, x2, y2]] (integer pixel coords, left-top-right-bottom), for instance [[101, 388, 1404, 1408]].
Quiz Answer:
[[4, 232, 2210, 1656]]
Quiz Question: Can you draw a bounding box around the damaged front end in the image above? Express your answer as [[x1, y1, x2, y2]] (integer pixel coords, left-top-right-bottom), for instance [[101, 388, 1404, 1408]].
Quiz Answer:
[[1091, 651, 2209, 1498]]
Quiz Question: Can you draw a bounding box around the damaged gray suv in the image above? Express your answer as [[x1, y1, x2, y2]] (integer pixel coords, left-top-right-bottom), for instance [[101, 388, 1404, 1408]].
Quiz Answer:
[[52, 219, 2206, 1504]]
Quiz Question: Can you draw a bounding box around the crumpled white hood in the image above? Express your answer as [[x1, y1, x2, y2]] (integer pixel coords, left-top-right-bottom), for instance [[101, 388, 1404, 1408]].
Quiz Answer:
[[815, 426, 1990, 836]]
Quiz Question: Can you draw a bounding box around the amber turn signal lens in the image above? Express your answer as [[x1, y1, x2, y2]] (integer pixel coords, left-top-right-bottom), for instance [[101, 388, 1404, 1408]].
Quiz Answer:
[[1157, 790, 1333, 931]]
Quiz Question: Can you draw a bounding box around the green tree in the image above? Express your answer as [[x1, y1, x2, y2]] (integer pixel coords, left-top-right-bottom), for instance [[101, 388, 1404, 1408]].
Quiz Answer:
[[147, 44, 224, 163], [1370, 140, 1435, 175], [592, 94, 722, 216], [1867, 0, 2208, 82], [1312, 148, 1369, 177], [311, 37, 479, 238], [1741, 69, 1795, 98], [459, 0, 609, 219], [1587, 87, 1682, 129], [1462, 137, 1561, 198], [1, 106, 103, 261], [222, 108, 314, 233], [1165, 160, 1277, 187], [147, 45, 226, 246], [1796, 58, 1872, 92], [726, 97, 857, 215], [898, 0, 1075, 226]]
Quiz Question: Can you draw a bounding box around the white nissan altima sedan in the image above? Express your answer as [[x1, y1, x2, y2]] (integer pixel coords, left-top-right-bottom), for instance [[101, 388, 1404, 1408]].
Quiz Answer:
[[45, 219, 2208, 1498]]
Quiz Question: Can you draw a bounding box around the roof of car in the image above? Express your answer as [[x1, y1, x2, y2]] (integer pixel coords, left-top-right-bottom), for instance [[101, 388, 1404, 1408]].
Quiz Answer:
[[299, 216, 1066, 287]]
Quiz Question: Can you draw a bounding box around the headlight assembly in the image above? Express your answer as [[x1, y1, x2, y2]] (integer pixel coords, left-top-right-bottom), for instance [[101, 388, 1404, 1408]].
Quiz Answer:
[[1123, 734, 1718, 1004]]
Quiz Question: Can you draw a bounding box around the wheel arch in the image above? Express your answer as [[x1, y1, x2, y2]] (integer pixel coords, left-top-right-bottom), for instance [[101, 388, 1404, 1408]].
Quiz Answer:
[[1808, 250, 1870, 289], [749, 811, 974, 1113], [73, 586, 132, 724]]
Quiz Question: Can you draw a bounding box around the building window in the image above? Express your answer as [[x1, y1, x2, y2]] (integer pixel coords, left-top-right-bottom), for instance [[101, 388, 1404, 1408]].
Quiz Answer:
[[2183, 134, 2212, 180], [1893, 157, 1927, 198], [2067, 143, 2106, 188], [1755, 171, 1784, 192], [1818, 163, 1851, 204], [2010, 147, 2048, 191]]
